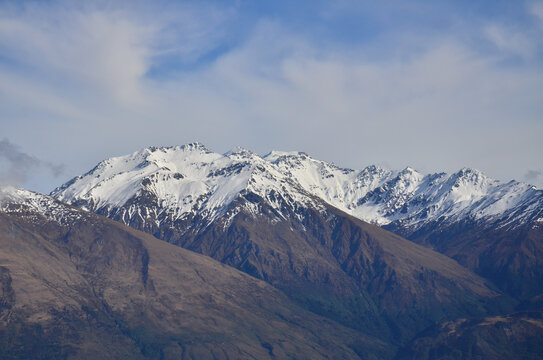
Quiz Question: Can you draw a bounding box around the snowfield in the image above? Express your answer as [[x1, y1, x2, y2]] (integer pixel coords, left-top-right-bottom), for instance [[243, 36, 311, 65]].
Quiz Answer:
[[50, 143, 543, 231]]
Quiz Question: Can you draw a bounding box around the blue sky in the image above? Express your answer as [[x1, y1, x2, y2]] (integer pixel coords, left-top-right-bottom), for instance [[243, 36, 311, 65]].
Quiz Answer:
[[1, 0, 542, 192]]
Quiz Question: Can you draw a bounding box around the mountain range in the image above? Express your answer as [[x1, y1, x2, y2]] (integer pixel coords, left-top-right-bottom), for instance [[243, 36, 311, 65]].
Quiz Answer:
[[52, 143, 543, 301], [1, 142, 542, 359]]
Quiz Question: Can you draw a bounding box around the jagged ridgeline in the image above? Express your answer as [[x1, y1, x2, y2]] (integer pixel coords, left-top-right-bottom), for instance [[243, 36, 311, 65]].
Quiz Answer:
[[51, 143, 543, 344]]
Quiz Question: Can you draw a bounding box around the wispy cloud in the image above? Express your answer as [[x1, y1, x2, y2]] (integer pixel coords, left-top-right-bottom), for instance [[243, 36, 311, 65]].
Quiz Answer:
[[0, 139, 64, 187], [0, 1, 542, 192], [530, 1, 543, 26], [524, 169, 542, 184], [483, 24, 537, 59], [0, 1, 232, 105]]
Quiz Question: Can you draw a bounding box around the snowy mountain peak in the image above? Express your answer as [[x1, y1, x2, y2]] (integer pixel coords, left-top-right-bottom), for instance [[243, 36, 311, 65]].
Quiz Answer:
[[357, 165, 392, 182], [397, 167, 424, 181], [225, 146, 260, 160], [1, 185, 82, 224], [401, 166, 417, 173], [450, 167, 491, 186], [51, 144, 323, 227], [0, 185, 25, 205], [51, 144, 542, 232], [136, 143, 213, 159], [178, 142, 210, 152], [264, 150, 311, 163], [362, 164, 387, 174]]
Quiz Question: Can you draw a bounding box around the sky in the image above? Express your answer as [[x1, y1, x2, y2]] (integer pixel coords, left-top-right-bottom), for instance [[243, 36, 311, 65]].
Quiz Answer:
[[0, 0, 542, 193]]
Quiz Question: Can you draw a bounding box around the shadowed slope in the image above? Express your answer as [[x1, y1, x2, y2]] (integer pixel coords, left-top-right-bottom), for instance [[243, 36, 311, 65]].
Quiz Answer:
[[169, 192, 512, 342], [0, 190, 391, 359], [387, 216, 543, 300], [396, 312, 543, 360]]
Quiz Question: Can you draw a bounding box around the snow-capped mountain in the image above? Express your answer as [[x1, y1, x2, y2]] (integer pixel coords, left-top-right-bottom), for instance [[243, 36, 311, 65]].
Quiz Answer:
[[266, 151, 543, 231], [51, 143, 543, 302], [52, 143, 542, 234], [51, 143, 516, 341], [5, 144, 541, 358], [52, 143, 330, 234], [0, 185, 83, 225]]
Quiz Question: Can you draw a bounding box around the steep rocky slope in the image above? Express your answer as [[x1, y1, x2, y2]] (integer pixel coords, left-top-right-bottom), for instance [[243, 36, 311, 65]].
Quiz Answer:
[[267, 151, 543, 300], [0, 187, 389, 359]]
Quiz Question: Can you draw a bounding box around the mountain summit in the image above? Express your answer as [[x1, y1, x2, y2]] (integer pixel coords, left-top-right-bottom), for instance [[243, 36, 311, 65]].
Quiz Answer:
[[52, 144, 542, 231], [51, 144, 523, 342]]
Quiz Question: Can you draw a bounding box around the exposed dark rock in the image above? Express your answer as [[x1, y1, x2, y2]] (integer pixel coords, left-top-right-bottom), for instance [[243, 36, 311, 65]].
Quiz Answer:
[[0, 204, 391, 359]]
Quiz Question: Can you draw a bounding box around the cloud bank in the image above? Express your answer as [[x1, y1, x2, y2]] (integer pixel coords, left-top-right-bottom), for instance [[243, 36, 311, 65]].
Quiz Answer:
[[0, 0, 542, 192], [0, 139, 64, 188]]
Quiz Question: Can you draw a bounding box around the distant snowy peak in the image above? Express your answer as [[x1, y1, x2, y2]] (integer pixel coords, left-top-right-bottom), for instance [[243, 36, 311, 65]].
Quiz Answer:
[[225, 146, 260, 159], [1, 186, 54, 212], [1, 186, 82, 224], [51, 143, 542, 231]]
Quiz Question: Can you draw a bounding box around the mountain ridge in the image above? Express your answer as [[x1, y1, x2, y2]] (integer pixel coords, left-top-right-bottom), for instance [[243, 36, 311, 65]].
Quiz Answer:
[[50, 144, 543, 302], [51, 143, 542, 231], [50, 144, 519, 342]]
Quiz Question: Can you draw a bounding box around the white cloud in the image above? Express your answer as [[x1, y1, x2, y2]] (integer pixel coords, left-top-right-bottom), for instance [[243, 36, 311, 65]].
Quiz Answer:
[[151, 24, 543, 184], [530, 1, 543, 26], [0, 2, 542, 192], [0, 1, 231, 106], [0, 139, 63, 187], [0, 9, 148, 104], [483, 24, 536, 59]]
